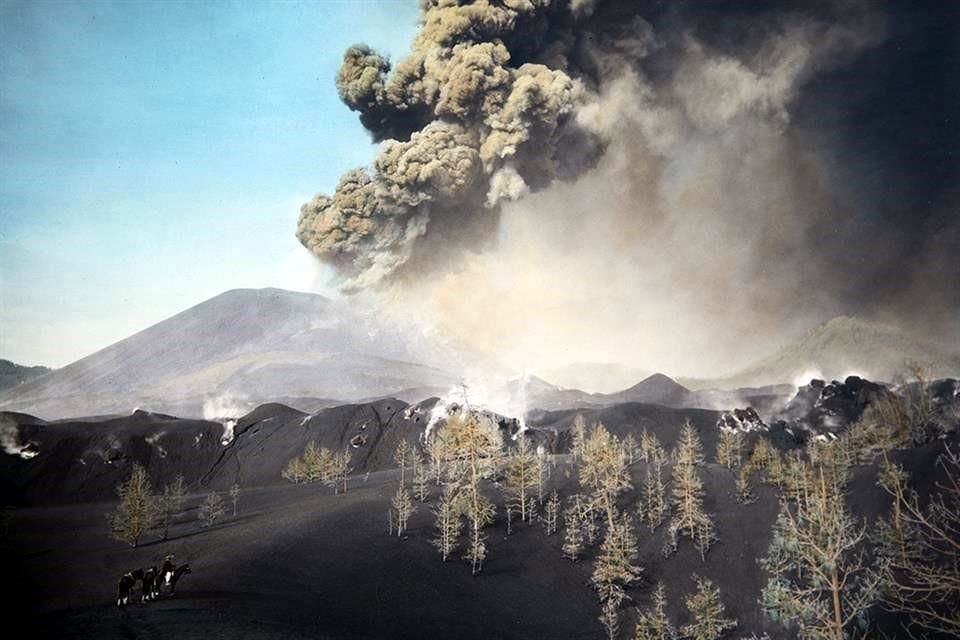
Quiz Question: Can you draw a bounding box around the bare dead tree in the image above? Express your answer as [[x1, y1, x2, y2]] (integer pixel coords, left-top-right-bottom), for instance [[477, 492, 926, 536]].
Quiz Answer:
[[391, 485, 416, 537], [503, 437, 537, 522], [431, 484, 462, 561], [108, 464, 160, 548], [876, 446, 960, 637], [682, 576, 737, 640], [543, 490, 560, 536], [632, 582, 676, 640], [760, 469, 881, 640]]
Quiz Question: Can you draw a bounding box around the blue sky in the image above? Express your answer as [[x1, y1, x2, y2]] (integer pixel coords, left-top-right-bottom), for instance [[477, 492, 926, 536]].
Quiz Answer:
[[0, 0, 419, 366]]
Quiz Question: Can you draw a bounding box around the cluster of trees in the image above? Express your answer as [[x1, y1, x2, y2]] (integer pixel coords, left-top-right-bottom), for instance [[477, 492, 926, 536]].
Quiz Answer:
[[569, 419, 725, 639], [385, 412, 725, 639], [386, 411, 558, 576], [632, 579, 737, 640], [282, 373, 958, 640], [714, 371, 960, 640], [108, 465, 242, 547], [281, 442, 351, 494]]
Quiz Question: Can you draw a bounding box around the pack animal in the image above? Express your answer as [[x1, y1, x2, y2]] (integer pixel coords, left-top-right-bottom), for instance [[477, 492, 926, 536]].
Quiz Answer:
[[142, 566, 159, 601], [169, 563, 191, 594], [116, 568, 143, 606], [161, 557, 175, 588]]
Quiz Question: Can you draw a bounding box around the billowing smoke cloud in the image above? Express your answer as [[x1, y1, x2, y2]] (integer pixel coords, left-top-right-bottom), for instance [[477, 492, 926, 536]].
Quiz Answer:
[[298, 0, 959, 377], [297, 0, 596, 291]]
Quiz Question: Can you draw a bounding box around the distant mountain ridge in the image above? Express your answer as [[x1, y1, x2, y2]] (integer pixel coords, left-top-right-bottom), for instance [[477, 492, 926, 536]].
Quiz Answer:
[[0, 288, 460, 419], [517, 372, 790, 415], [0, 359, 51, 392], [682, 316, 960, 390]]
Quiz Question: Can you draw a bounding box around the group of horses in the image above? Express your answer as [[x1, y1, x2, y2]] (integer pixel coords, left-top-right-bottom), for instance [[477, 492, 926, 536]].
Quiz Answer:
[[116, 556, 191, 606]]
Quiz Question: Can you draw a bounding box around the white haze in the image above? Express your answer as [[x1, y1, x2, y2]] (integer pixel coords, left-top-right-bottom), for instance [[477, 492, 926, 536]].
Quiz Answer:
[[362, 14, 890, 381]]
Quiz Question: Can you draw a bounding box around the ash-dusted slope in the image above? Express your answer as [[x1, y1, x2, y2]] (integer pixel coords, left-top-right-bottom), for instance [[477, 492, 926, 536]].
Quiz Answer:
[[0, 398, 434, 506], [0, 359, 51, 392], [0, 288, 459, 419], [15, 426, 953, 639], [687, 316, 960, 389]]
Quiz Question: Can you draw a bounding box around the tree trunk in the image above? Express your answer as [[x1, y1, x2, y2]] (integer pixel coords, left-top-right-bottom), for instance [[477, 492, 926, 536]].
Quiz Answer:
[[831, 570, 843, 640]]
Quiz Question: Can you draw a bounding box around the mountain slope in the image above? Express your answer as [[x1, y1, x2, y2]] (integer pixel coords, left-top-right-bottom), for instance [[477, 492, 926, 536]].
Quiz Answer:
[[686, 316, 960, 389], [0, 359, 51, 392], [600, 373, 691, 406], [0, 288, 459, 419]]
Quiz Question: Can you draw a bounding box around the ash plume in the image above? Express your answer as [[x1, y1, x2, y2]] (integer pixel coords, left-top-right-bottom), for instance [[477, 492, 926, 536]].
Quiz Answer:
[[297, 0, 595, 291], [297, 0, 960, 376]]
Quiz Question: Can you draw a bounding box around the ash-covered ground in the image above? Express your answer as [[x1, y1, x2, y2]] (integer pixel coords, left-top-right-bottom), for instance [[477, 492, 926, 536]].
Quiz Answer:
[[3, 376, 959, 639]]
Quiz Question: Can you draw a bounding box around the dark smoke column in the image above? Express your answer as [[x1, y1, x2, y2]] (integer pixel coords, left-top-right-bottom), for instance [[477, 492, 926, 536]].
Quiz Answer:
[[296, 0, 595, 292]]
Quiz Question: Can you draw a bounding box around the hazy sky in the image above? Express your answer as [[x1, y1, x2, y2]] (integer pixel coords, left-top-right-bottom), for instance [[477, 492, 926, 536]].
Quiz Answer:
[[1, 0, 417, 366]]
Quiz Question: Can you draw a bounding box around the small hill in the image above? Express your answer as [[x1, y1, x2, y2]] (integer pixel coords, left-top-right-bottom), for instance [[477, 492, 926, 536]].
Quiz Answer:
[[688, 316, 960, 389], [0, 359, 51, 392], [541, 361, 650, 393], [600, 373, 691, 406]]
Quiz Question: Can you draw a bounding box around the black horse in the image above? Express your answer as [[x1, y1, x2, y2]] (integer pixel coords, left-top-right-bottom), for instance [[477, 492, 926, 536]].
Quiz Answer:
[[169, 563, 191, 594], [142, 566, 159, 601], [160, 556, 175, 589], [116, 568, 144, 606]]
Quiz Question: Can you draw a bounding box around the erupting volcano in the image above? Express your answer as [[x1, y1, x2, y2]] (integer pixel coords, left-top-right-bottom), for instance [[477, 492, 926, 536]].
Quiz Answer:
[[3, 1, 958, 639]]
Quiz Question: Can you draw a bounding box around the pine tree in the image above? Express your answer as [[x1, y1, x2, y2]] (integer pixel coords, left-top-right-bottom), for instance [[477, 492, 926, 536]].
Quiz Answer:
[[592, 512, 642, 640], [108, 464, 160, 548], [281, 455, 307, 483], [425, 433, 446, 486], [412, 451, 430, 502], [633, 583, 676, 640], [432, 484, 462, 561], [600, 598, 621, 640], [504, 437, 538, 522], [391, 485, 415, 537], [592, 513, 642, 602], [229, 483, 241, 518], [682, 576, 737, 640], [674, 420, 704, 466], [562, 504, 584, 560], [197, 491, 226, 528], [395, 439, 412, 486], [442, 411, 501, 575], [325, 449, 351, 494], [302, 441, 332, 483], [580, 422, 632, 532], [543, 490, 560, 535], [874, 459, 919, 570], [535, 447, 547, 503], [283, 441, 337, 486], [639, 429, 665, 465], [670, 423, 715, 559], [571, 414, 587, 460], [735, 464, 754, 504], [781, 453, 811, 505], [760, 469, 881, 640], [158, 474, 187, 540], [808, 439, 851, 492], [876, 446, 960, 637], [641, 462, 667, 531], [622, 433, 639, 465], [748, 438, 773, 479], [715, 429, 742, 469]]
